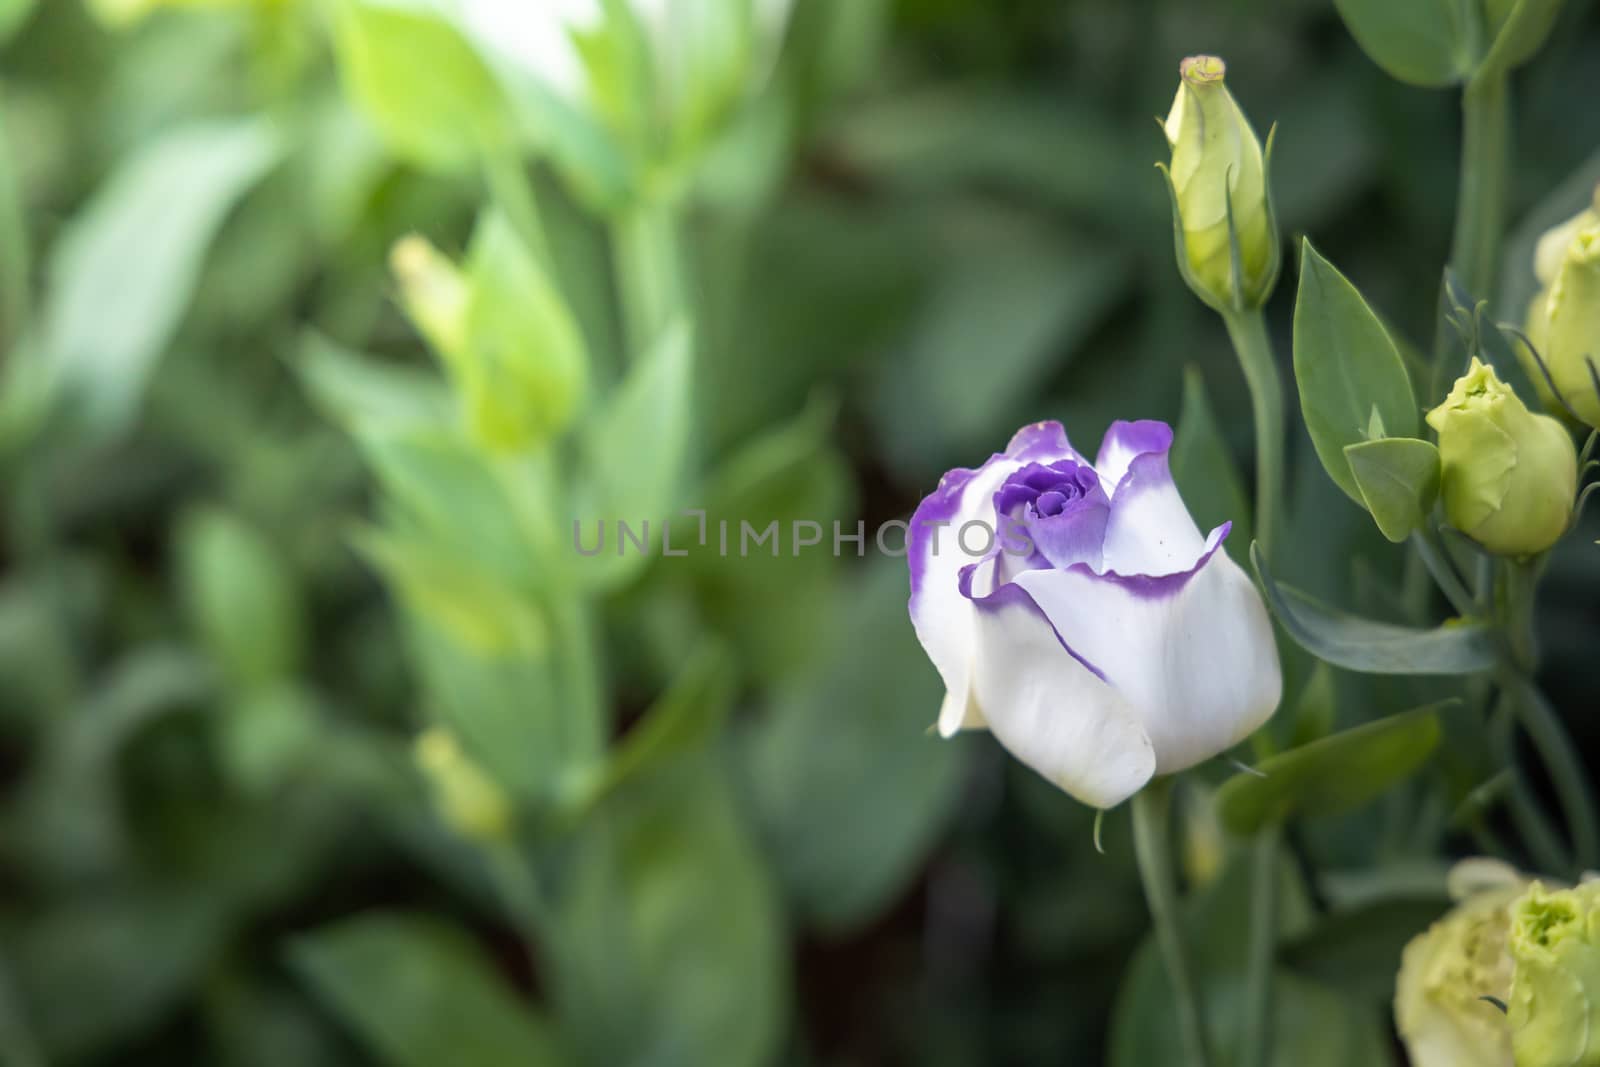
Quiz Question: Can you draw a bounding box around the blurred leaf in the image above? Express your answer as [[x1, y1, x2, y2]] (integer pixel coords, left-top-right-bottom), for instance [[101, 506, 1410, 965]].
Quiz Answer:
[[176, 506, 303, 691], [290, 913, 569, 1067], [1477, 0, 1566, 82], [217, 684, 322, 797], [204, 973, 348, 1067], [1344, 437, 1441, 543], [1171, 366, 1253, 564], [578, 319, 693, 584], [1289, 662, 1338, 748], [558, 753, 786, 1067], [7, 886, 229, 1061], [745, 557, 964, 931], [297, 331, 453, 436], [10, 646, 213, 882], [1252, 544, 1499, 674], [1333, 0, 1466, 87], [827, 88, 1135, 217], [1216, 706, 1445, 833], [0, 0, 34, 42], [874, 216, 1129, 482], [1110, 855, 1393, 1066], [39, 118, 280, 438], [1292, 240, 1419, 505], [1282, 896, 1450, 1001], [579, 642, 736, 807], [332, 0, 513, 172], [454, 209, 589, 451], [683, 396, 852, 681]]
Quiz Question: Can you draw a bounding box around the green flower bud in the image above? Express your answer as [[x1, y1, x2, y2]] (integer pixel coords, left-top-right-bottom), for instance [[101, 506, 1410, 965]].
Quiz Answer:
[[414, 727, 513, 843], [1523, 188, 1600, 429], [1425, 358, 1577, 557], [1396, 859, 1528, 1067], [1508, 882, 1600, 1066], [1161, 55, 1278, 311], [391, 213, 588, 453]]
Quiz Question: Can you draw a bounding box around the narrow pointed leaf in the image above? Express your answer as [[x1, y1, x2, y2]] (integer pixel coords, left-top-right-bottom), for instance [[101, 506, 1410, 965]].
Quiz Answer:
[[1251, 543, 1498, 674], [1216, 705, 1445, 834]]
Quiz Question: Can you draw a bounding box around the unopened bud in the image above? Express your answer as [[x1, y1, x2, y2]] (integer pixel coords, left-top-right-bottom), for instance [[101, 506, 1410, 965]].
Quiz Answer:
[[1161, 56, 1278, 310], [1426, 359, 1576, 557]]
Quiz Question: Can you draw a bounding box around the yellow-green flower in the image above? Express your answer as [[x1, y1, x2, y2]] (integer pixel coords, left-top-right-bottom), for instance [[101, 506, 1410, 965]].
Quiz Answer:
[[1523, 186, 1600, 429], [1508, 881, 1600, 1066], [1426, 358, 1577, 557], [1161, 55, 1277, 310], [88, 0, 286, 28], [1396, 859, 1528, 1067], [390, 215, 587, 453]]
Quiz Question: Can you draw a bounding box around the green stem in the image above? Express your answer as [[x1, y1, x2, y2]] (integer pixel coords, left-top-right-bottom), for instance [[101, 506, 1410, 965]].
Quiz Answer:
[[1431, 74, 1510, 403], [1221, 308, 1285, 564], [1503, 671, 1599, 874], [1412, 526, 1479, 618], [1494, 558, 1597, 874], [1131, 782, 1213, 1067], [1489, 691, 1571, 874], [0, 85, 29, 352], [1450, 75, 1510, 306], [612, 205, 685, 359], [1240, 825, 1278, 1067], [483, 150, 550, 266], [1219, 308, 1283, 1067]]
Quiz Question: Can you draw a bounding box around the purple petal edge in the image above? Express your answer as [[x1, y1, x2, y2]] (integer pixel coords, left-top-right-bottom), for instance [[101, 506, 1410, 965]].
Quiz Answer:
[[957, 558, 1108, 682], [906, 421, 1081, 604]]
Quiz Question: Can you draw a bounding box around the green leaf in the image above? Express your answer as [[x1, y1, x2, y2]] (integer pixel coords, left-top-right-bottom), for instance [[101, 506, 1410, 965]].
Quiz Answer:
[[1332, 0, 1467, 87], [1216, 706, 1445, 834], [558, 754, 785, 1067], [297, 331, 453, 438], [40, 119, 280, 438], [176, 507, 303, 691], [332, 0, 513, 172], [1344, 437, 1441, 543], [1252, 544, 1499, 674], [0, 0, 33, 45], [1292, 241, 1419, 505], [8, 886, 230, 1061], [576, 642, 736, 808], [290, 913, 569, 1067], [684, 397, 853, 681], [872, 220, 1130, 479], [578, 319, 693, 583], [745, 557, 965, 931], [1288, 662, 1338, 748], [1476, 0, 1566, 83], [1171, 366, 1253, 564]]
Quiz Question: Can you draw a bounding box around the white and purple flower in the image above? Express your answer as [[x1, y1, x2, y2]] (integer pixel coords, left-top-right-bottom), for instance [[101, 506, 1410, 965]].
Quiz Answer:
[[908, 420, 1281, 808]]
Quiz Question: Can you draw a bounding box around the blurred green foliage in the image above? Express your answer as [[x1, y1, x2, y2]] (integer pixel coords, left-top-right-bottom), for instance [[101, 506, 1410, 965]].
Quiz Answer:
[[1, 0, 1598, 1065]]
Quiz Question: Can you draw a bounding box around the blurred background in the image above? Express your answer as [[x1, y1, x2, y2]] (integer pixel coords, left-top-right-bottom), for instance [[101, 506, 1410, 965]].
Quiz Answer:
[[2, 0, 1599, 1064]]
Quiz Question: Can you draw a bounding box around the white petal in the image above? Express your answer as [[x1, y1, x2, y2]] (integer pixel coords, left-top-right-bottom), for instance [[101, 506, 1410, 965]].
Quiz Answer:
[[967, 585, 1155, 808], [1012, 540, 1281, 774], [1100, 453, 1208, 577]]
